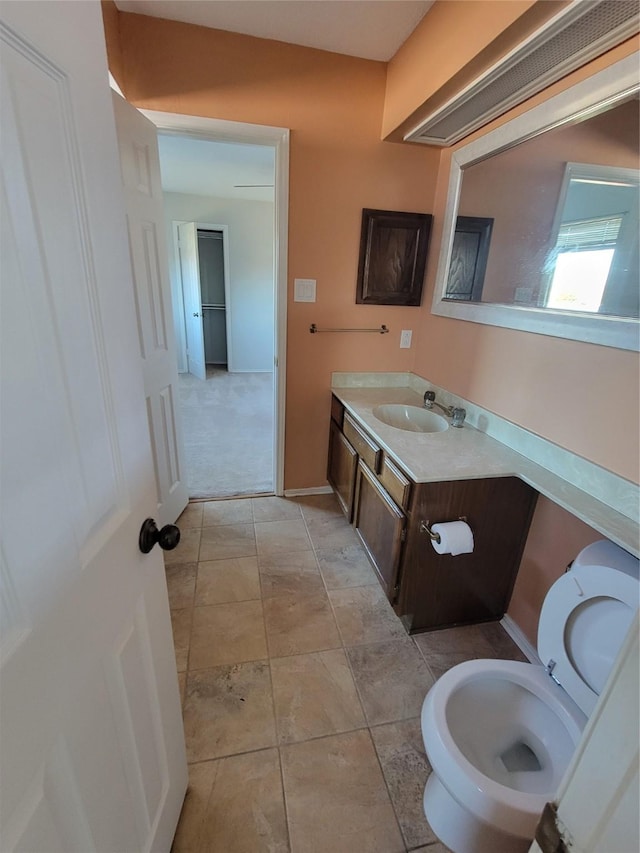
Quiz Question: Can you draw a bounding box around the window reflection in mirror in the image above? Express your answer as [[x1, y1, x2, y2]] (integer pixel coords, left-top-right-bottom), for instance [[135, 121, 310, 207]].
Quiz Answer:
[[448, 97, 639, 319]]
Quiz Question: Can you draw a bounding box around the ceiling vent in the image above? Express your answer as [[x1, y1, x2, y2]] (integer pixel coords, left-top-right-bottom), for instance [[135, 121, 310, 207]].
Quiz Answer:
[[404, 0, 639, 146]]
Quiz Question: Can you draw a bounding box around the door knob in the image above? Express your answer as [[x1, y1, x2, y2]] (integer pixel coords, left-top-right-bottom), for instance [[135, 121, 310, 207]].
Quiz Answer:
[[139, 518, 181, 554]]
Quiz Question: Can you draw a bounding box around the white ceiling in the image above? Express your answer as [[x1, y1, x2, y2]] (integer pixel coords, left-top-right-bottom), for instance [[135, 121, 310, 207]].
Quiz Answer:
[[115, 0, 433, 62], [157, 134, 275, 201]]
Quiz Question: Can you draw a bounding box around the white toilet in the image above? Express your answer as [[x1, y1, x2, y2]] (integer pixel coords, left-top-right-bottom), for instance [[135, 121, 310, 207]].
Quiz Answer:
[[421, 540, 639, 853]]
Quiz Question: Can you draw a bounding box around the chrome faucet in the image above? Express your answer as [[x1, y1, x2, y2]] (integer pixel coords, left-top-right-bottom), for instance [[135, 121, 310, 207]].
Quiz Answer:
[[423, 390, 466, 428]]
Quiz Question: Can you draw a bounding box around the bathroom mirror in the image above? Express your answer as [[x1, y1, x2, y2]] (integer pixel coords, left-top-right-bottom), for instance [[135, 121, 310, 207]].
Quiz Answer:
[[432, 52, 640, 351]]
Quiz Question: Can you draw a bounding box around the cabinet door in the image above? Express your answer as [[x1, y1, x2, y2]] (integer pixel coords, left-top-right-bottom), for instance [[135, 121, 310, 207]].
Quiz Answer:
[[327, 419, 358, 520], [354, 460, 405, 600]]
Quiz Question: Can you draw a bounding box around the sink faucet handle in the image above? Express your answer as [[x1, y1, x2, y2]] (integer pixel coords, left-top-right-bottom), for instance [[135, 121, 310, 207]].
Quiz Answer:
[[451, 407, 466, 428], [423, 390, 435, 408]]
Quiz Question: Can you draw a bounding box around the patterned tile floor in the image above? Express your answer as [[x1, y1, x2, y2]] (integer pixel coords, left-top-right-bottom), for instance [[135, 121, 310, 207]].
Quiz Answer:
[[166, 494, 527, 852]]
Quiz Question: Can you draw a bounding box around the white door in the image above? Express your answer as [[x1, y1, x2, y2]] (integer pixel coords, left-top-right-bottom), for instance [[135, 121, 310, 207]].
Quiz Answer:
[[0, 3, 187, 852], [178, 222, 207, 381], [112, 93, 189, 526]]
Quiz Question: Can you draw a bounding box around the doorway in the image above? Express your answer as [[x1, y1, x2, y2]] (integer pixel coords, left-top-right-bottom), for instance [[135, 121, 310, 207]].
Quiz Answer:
[[172, 215, 273, 497], [145, 114, 289, 499]]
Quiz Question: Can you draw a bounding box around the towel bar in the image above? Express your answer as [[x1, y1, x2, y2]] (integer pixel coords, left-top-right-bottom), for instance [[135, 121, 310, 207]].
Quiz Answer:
[[310, 323, 389, 334]]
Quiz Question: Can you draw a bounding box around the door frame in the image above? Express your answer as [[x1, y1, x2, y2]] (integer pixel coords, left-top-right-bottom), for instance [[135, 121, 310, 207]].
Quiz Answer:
[[143, 111, 289, 496]]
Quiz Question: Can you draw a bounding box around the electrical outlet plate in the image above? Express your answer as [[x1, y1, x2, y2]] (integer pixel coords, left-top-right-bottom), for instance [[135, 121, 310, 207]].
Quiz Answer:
[[400, 330, 412, 348]]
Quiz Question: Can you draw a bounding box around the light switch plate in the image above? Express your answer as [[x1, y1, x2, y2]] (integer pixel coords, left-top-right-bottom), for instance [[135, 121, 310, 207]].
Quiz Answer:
[[294, 278, 316, 302], [400, 329, 412, 348]]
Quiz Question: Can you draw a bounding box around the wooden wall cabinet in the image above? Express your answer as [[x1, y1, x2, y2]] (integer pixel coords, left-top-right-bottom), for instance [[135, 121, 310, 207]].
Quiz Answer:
[[328, 395, 537, 633]]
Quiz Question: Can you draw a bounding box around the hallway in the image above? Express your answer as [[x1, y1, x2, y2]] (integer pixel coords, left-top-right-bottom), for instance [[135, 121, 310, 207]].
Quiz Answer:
[[178, 367, 273, 498]]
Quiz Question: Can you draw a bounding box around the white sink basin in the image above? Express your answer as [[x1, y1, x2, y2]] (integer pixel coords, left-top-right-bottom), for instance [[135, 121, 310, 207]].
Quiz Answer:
[[372, 404, 448, 433]]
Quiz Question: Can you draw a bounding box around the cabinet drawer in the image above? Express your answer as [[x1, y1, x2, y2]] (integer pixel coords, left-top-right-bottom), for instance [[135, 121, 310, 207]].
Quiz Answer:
[[331, 395, 344, 427], [379, 456, 412, 510], [343, 413, 381, 474]]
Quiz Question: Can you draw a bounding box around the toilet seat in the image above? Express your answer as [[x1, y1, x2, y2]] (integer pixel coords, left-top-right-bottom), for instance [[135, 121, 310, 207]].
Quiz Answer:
[[537, 563, 639, 715]]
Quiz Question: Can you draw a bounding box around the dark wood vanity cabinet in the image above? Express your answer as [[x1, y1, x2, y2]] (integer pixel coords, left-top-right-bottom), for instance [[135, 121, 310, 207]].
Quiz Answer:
[[327, 397, 409, 596], [327, 394, 538, 633]]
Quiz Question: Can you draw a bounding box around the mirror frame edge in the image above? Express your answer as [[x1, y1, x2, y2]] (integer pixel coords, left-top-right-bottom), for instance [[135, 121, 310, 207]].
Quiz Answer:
[[431, 51, 640, 353]]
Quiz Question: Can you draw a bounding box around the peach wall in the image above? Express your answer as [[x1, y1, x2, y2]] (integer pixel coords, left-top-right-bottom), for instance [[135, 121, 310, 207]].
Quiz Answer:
[[508, 498, 603, 646], [101, 1, 124, 87], [108, 10, 440, 490], [382, 0, 561, 140]]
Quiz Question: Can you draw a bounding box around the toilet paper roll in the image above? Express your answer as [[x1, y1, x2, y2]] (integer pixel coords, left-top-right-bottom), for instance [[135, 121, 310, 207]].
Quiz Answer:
[[430, 520, 474, 556]]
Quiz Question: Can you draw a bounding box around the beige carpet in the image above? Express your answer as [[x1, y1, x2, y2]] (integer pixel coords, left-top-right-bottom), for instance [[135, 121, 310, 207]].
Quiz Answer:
[[178, 367, 273, 498]]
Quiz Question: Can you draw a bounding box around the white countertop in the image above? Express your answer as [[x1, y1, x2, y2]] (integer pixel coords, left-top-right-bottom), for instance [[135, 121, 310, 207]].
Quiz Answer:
[[332, 384, 639, 558]]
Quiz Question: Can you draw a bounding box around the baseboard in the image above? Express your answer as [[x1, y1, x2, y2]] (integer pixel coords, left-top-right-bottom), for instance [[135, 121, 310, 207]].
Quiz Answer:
[[500, 614, 540, 664], [284, 486, 334, 497]]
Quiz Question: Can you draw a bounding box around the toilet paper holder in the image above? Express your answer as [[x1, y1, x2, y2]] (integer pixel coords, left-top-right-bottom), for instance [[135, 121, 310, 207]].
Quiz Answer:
[[420, 517, 467, 543]]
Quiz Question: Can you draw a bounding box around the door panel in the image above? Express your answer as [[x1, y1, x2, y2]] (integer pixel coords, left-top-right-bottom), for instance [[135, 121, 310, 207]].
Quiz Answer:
[[113, 93, 189, 525], [0, 4, 187, 851], [5, 738, 102, 853], [106, 598, 170, 842]]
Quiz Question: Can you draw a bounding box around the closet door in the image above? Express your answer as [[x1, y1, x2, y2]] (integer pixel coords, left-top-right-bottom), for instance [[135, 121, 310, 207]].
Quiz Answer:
[[177, 222, 206, 380]]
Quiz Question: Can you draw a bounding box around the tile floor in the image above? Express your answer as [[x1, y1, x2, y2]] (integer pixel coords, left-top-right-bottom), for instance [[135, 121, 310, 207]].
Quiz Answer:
[[166, 493, 528, 853]]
